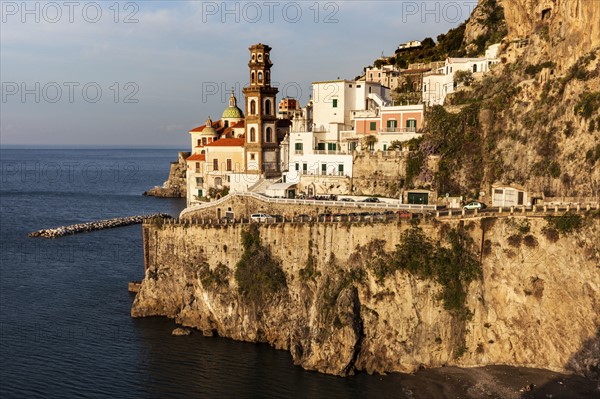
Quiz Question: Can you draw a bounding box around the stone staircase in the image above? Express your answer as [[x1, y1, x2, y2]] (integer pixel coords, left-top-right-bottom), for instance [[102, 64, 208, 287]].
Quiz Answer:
[[249, 177, 281, 194]]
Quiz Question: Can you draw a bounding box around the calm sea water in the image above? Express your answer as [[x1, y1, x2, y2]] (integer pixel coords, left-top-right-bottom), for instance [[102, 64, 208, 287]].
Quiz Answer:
[[0, 148, 414, 398]]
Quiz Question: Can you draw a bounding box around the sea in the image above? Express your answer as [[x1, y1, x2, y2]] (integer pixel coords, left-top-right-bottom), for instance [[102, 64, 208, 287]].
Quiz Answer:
[[0, 148, 596, 399]]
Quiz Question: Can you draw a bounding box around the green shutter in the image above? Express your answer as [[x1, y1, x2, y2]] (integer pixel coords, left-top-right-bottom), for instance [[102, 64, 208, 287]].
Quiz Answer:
[[332, 99, 338, 108], [370, 122, 376, 131]]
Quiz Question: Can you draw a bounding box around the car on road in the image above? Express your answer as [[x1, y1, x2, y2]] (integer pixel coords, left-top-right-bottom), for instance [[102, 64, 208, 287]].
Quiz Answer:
[[463, 201, 486, 210], [295, 214, 311, 222], [362, 197, 381, 203], [339, 197, 355, 202], [250, 213, 275, 222]]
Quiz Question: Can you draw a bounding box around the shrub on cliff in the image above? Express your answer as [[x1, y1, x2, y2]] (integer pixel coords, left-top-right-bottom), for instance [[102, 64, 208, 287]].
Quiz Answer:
[[235, 225, 287, 303], [545, 213, 584, 234]]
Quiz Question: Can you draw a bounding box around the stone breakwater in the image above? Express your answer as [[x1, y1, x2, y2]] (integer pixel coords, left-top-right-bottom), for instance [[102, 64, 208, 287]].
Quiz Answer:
[[28, 214, 171, 238]]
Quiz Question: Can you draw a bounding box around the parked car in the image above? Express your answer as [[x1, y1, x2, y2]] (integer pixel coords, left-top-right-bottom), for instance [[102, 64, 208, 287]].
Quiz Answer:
[[295, 214, 311, 222], [250, 213, 275, 222], [363, 197, 381, 203], [463, 201, 486, 210], [318, 213, 332, 222], [397, 210, 412, 219], [339, 197, 355, 202]]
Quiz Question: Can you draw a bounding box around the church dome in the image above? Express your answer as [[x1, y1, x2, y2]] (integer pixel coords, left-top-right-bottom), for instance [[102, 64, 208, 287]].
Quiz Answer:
[[202, 116, 217, 136], [221, 89, 244, 120], [222, 106, 244, 119]]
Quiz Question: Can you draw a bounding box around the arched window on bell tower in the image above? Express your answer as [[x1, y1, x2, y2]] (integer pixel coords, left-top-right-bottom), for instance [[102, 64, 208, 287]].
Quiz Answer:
[[265, 99, 271, 116], [266, 127, 273, 143], [250, 127, 256, 142], [258, 72, 263, 84], [266, 71, 270, 84], [251, 71, 255, 84], [250, 100, 256, 115]]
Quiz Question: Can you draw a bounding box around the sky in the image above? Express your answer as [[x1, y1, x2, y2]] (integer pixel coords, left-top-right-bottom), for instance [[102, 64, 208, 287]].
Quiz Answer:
[[1, 0, 477, 147]]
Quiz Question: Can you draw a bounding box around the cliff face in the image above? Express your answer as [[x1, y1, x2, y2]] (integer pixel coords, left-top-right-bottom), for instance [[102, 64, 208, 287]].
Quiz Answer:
[[132, 216, 600, 377], [501, 0, 600, 67], [426, 0, 600, 202], [143, 152, 189, 198]]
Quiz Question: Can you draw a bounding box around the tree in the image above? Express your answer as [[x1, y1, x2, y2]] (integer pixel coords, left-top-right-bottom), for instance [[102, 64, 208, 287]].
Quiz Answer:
[[454, 70, 474, 87]]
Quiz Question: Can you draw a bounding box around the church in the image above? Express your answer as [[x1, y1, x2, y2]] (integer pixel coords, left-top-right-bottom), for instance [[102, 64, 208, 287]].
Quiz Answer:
[[185, 44, 285, 206]]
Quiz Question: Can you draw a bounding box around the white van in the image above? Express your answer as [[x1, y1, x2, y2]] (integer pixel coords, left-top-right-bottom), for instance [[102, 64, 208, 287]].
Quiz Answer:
[[250, 213, 275, 223]]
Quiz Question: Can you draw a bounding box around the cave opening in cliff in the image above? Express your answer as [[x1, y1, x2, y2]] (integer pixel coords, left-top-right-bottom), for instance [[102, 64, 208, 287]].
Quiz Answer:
[[541, 8, 552, 21]]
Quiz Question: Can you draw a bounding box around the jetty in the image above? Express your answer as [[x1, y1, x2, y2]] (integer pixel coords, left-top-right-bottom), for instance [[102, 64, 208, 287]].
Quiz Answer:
[[28, 214, 171, 238]]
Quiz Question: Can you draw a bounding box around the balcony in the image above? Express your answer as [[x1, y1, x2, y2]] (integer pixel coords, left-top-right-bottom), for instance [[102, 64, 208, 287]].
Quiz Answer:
[[294, 150, 304, 155], [312, 149, 348, 155], [380, 127, 417, 133]]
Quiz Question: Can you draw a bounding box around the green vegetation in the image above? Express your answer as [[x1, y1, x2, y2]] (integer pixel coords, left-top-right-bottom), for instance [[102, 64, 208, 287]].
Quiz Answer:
[[524, 61, 556, 76], [575, 92, 600, 119], [356, 224, 481, 318], [234, 225, 287, 303], [454, 70, 474, 86], [299, 240, 320, 282], [423, 104, 482, 195], [198, 262, 230, 289], [585, 144, 600, 166], [545, 213, 584, 234]]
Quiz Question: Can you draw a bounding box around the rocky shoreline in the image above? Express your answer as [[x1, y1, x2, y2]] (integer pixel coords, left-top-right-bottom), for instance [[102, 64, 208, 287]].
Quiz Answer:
[[28, 214, 171, 238], [143, 151, 188, 198]]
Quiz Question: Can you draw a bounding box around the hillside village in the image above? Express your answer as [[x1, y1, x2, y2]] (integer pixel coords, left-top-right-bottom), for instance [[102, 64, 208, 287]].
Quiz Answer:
[[181, 41, 512, 211], [166, 0, 600, 216]]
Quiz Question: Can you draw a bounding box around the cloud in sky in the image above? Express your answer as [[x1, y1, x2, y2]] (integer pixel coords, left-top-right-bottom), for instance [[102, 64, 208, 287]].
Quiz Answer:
[[1, 0, 477, 147]]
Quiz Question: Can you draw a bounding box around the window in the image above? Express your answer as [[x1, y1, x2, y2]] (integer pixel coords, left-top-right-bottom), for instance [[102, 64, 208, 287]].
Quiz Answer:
[[383, 144, 388, 151], [332, 99, 338, 108], [265, 99, 271, 115], [294, 143, 303, 153], [266, 71, 270, 84], [195, 177, 203, 185], [202, 137, 207, 145], [226, 159, 232, 171], [258, 53, 262, 61], [357, 85, 361, 88], [258, 72, 263, 83], [338, 164, 344, 175], [473, 64, 478, 73], [250, 127, 256, 142], [251, 71, 255, 83], [378, 73, 381, 77], [387, 119, 397, 129], [370, 122, 376, 131], [321, 163, 327, 174], [214, 177, 222, 187], [250, 100, 256, 115], [224, 121, 229, 127], [295, 163, 299, 171], [196, 139, 201, 146], [250, 153, 256, 160], [327, 143, 337, 151], [349, 84, 353, 88], [195, 162, 200, 171], [424, 84, 427, 92], [302, 163, 307, 173], [265, 127, 272, 142], [406, 119, 417, 130], [213, 159, 219, 171], [317, 142, 325, 151], [349, 142, 357, 151]]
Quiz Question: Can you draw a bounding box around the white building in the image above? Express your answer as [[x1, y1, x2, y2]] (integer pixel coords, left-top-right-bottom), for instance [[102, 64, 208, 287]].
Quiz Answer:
[[282, 79, 425, 196], [422, 44, 501, 106]]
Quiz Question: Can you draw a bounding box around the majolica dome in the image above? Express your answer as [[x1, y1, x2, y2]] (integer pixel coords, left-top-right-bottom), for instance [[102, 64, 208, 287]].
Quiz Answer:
[[221, 89, 244, 119], [202, 117, 217, 136]]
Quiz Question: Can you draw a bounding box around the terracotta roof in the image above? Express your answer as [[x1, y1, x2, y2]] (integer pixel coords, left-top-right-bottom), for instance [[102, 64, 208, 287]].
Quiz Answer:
[[205, 138, 245, 147], [186, 153, 206, 161], [189, 120, 223, 133]]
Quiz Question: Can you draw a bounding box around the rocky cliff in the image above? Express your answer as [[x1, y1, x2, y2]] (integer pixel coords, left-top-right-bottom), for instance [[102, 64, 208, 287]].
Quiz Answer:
[[419, 0, 600, 202], [132, 215, 600, 378], [143, 152, 189, 198]]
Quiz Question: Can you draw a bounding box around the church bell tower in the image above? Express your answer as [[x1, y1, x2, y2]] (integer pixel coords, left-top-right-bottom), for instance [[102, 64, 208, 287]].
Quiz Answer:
[[242, 43, 279, 176]]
